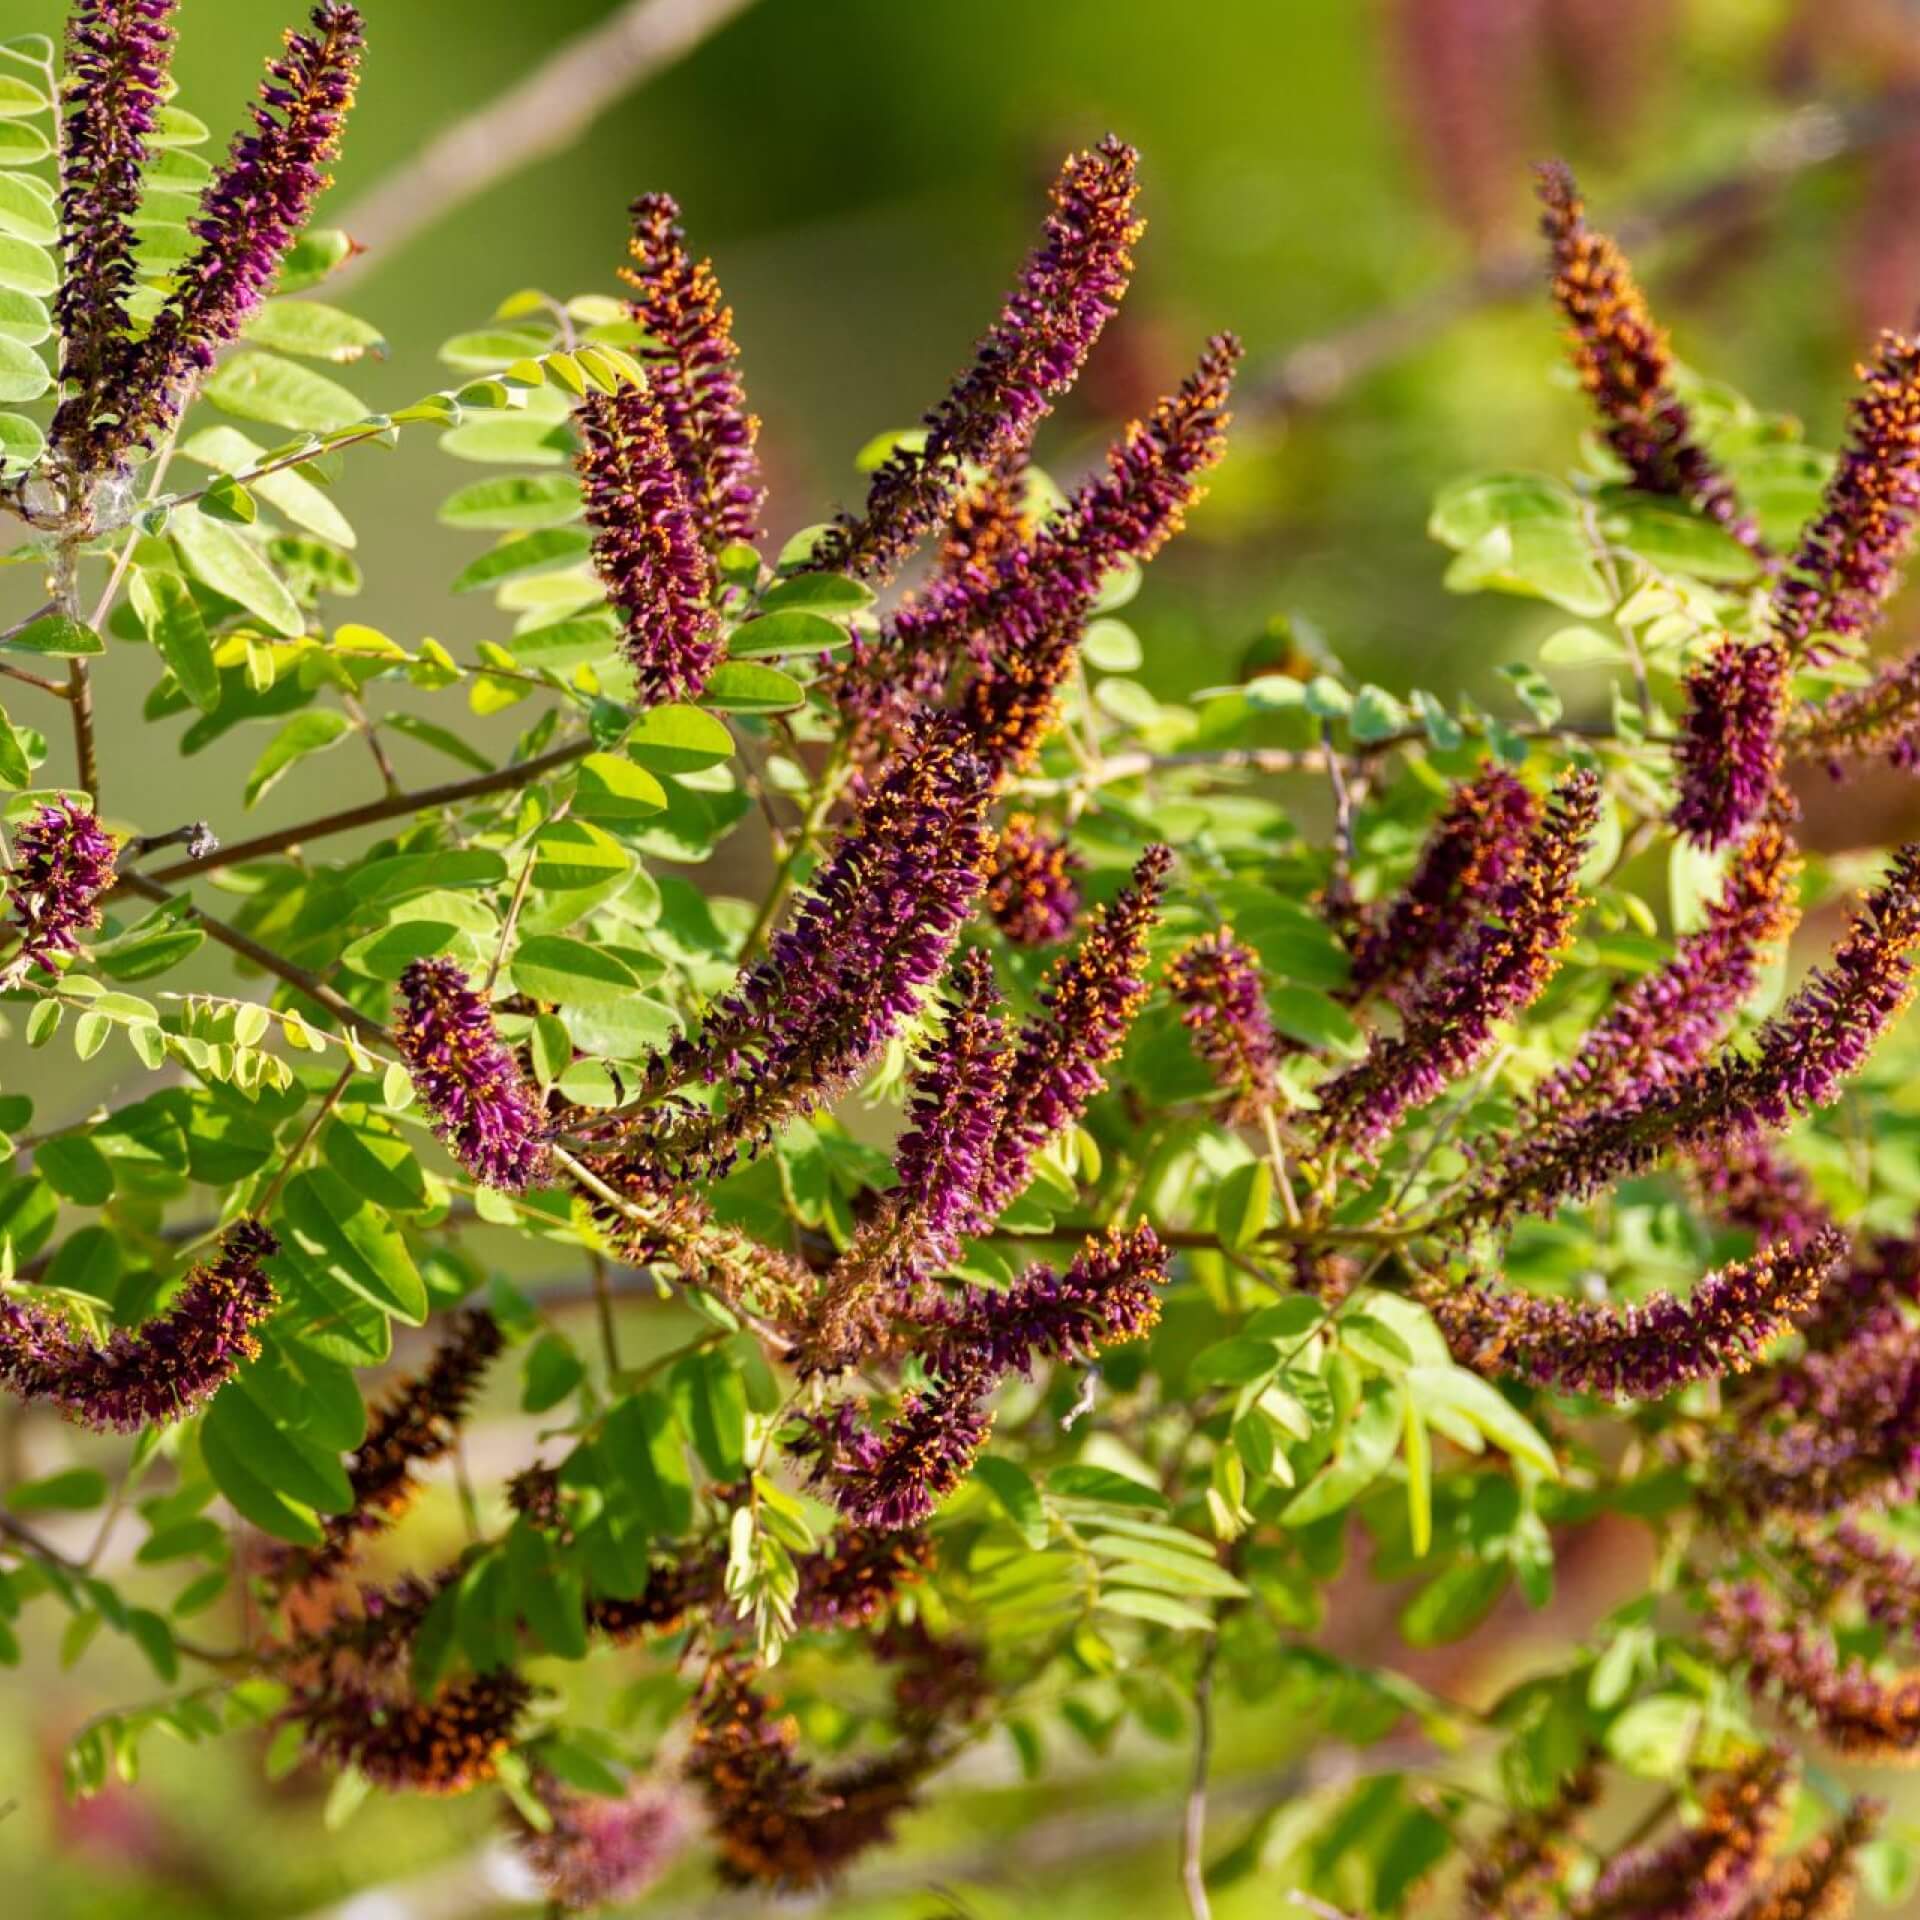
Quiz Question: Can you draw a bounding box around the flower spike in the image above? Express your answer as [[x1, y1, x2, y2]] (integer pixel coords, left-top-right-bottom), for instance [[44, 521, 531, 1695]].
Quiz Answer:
[[984, 813, 1081, 946], [1166, 929, 1286, 1123], [6, 797, 117, 976]]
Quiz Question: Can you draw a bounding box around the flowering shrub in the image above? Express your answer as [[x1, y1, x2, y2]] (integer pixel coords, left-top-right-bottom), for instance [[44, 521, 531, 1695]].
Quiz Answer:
[[7, 6, 1920, 1915]]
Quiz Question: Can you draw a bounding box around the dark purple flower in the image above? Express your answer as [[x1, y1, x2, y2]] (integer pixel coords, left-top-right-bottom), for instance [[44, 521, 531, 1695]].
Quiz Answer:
[[1346, 764, 1540, 1003], [795, 1384, 993, 1534], [296, 1667, 530, 1794], [809, 136, 1141, 583], [575, 382, 720, 704], [395, 958, 550, 1191], [596, 714, 996, 1189], [0, 1219, 277, 1431], [48, 0, 177, 453], [985, 813, 1081, 946], [833, 334, 1241, 754], [935, 445, 1035, 582], [1578, 1744, 1794, 1920], [789, 1526, 934, 1631], [620, 193, 764, 550], [1537, 162, 1765, 556], [1684, 1133, 1835, 1257], [1472, 843, 1920, 1227], [1527, 801, 1799, 1125], [6, 797, 118, 975], [1786, 1520, 1920, 1648], [971, 844, 1171, 1227], [1706, 1581, 1920, 1762], [1740, 1799, 1881, 1920], [518, 1778, 690, 1913], [1424, 1228, 1844, 1400], [111, 3, 363, 461], [799, 950, 1012, 1373], [1790, 644, 1920, 777], [275, 1309, 502, 1591], [1773, 329, 1920, 658], [1672, 639, 1789, 850], [1166, 929, 1286, 1123], [1317, 768, 1600, 1161], [1461, 1763, 1599, 1920]]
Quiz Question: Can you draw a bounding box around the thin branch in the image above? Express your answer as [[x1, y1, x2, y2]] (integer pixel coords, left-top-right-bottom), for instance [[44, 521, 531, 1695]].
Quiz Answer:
[[1182, 1629, 1220, 1920], [327, 0, 759, 290]]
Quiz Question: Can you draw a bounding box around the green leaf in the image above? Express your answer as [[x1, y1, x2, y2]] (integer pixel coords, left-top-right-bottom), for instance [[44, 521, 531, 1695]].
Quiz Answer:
[[0, 700, 29, 786], [202, 351, 364, 432], [241, 299, 386, 364], [701, 661, 804, 713], [1406, 1366, 1558, 1478], [1430, 472, 1612, 617], [603, 1392, 693, 1535], [1402, 1386, 1431, 1559], [0, 121, 50, 167], [1605, 1693, 1702, 1782], [1212, 1161, 1271, 1253], [199, 1409, 323, 1545], [509, 933, 640, 1008], [281, 1168, 428, 1325], [179, 426, 356, 548], [727, 609, 852, 658], [273, 229, 354, 296], [1400, 1560, 1508, 1646], [131, 568, 219, 712], [172, 506, 304, 637], [756, 573, 873, 614], [36, 1133, 113, 1204], [1098, 1588, 1215, 1633], [1348, 683, 1408, 743], [451, 528, 591, 593], [574, 752, 668, 821], [0, 75, 48, 120], [439, 472, 583, 531], [381, 712, 493, 773], [0, 331, 44, 410], [207, 1382, 352, 1514], [0, 405, 44, 472], [1268, 985, 1366, 1059], [972, 1455, 1049, 1549], [626, 703, 735, 774], [4, 612, 103, 656], [670, 1349, 748, 1481], [510, 611, 620, 671], [0, 234, 54, 299], [7, 1467, 108, 1513], [1281, 1385, 1400, 1526], [244, 709, 353, 807], [0, 176, 53, 245]]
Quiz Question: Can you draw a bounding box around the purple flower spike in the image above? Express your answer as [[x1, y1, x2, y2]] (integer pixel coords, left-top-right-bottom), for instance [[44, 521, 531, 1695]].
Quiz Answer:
[[1536, 162, 1765, 556], [985, 813, 1081, 946], [7, 797, 118, 975], [0, 1219, 277, 1431], [795, 1388, 994, 1534], [598, 713, 998, 1190], [1317, 768, 1599, 1162], [1673, 638, 1789, 850], [575, 382, 720, 703], [621, 193, 764, 549], [49, 0, 177, 452], [518, 1778, 690, 1914], [1774, 329, 1920, 659], [111, 3, 363, 462], [971, 844, 1171, 1227], [395, 958, 550, 1192], [810, 136, 1142, 582], [1347, 763, 1538, 1002], [1426, 1228, 1844, 1400], [1165, 929, 1286, 1123]]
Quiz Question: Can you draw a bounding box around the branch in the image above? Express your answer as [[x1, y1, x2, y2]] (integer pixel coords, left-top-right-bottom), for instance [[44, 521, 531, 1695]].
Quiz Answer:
[[1251, 92, 1920, 423], [118, 738, 593, 888], [327, 0, 759, 290]]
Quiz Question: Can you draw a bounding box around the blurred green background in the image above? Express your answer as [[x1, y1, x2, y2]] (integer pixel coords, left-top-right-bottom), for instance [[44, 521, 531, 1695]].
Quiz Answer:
[[7, 0, 1920, 1912]]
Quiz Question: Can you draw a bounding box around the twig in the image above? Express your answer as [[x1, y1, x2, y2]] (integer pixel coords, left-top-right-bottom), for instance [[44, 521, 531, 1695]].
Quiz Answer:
[[738, 742, 849, 964], [259, 1061, 357, 1212], [327, 0, 758, 289], [1182, 1629, 1220, 1920]]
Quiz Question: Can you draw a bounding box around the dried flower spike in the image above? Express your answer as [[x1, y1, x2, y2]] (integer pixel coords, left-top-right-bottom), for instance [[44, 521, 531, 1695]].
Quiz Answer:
[[395, 958, 550, 1192], [810, 136, 1141, 582], [621, 192, 764, 549], [575, 382, 721, 704], [0, 1220, 277, 1431], [6, 797, 118, 975]]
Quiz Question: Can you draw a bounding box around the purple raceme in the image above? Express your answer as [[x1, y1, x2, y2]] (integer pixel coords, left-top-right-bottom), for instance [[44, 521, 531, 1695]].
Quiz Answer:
[[0, 1219, 276, 1430], [594, 1191, 813, 1327], [395, 959, 550, 1191], [6, 797, 118, 975], [1423, 1229, 1844, 1400], [1578, 1745, 1794, 1920], [1788, 645, 1920, 777], [1526, 801, 1799, 1126], [1165, 929, 1287, 1124], [517, 1777, 690, 1913], [1785, 1520, 1920, 1647], [1705, 1582, 1920, 1762], [574, 382, 720, 703], [296, 1668, 531, 1795], [1536, 162, 1765, 555], [1672, 638, 1789, 850], [1685, 1133, 1835, 1257], [788, 1526, 934, 1631], [621, 193, 764, 548], [984, 813, 1081, 946], [48, 0, 176, 451], [799, 950, 1013, 1373], [809, 136, 1141, 583], [1471, 843, 1920, 1227], [1462, 1762, 1599, 1920], [833, 335, 1241, 756], [1316, 768, 1600, 1161], [1742, 1799, 1881, 1920], [110, 3, 363, 463], [1346, 764, 1539, 1003], [800, 1225, 1167, 1531], [935, 445, 1034, 582], [1773, 329, 1920, 659], [595, 713, 997, 1190], [970, 844, 1171, 1227]]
